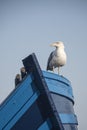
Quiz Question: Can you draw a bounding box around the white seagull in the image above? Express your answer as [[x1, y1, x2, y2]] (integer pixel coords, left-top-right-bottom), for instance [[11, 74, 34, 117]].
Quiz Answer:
[[46, 41, 67, 74]]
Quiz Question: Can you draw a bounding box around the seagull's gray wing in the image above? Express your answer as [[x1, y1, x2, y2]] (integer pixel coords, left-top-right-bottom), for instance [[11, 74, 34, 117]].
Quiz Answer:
[[46, 51, 54, 70]]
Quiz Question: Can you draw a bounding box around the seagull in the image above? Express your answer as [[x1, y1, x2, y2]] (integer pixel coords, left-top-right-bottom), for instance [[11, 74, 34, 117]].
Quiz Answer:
[[46, 41, 67, 74]]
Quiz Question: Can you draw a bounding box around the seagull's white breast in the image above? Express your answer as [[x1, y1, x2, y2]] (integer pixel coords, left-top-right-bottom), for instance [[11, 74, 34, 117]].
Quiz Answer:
[[49, 48, 67, 68]]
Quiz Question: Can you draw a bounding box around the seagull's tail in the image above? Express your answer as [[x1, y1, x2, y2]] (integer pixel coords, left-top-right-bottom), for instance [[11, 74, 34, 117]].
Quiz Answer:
[[46, 65, 53, 71]]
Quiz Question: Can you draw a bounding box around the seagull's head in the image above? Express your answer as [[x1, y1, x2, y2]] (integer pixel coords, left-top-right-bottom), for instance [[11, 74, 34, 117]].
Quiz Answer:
[[50, 41, 64, 48]]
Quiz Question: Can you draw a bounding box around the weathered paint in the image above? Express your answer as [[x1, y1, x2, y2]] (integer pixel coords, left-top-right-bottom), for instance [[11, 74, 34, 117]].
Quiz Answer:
[[43, 71, 74, 103], [0, 53, 78, 130], [0, 74, 39, 130]]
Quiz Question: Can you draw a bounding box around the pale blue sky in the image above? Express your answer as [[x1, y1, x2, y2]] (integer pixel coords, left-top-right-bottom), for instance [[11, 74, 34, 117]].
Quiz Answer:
[[0, 0, 87, 129]]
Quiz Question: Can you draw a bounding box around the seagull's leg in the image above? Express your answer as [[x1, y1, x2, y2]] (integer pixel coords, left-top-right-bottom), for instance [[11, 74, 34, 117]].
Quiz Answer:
[[53, 66, 54, 73], [58, 67, 60, 75]]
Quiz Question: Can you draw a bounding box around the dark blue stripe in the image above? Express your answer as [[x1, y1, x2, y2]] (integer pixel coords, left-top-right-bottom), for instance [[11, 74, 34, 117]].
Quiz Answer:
[[48, 83, 74, 102]]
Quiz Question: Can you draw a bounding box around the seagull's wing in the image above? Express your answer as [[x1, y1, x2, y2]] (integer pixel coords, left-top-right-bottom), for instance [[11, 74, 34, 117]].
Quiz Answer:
[[46, 51, 54, 70]]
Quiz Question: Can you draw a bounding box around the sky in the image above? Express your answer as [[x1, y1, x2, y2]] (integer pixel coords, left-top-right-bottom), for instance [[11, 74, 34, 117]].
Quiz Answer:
[[0, 0, 87, 129]]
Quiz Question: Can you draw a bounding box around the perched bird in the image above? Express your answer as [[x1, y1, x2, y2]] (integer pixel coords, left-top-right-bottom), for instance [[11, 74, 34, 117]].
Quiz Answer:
[[15, 74, 21, 88], [20, 67, 27, 79], [46, 41, 67, 74]]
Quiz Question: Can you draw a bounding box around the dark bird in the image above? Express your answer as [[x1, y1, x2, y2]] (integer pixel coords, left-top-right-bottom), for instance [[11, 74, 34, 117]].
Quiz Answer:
[[46, 41, 67, 74], [15, 74, 21, 88], [20, 67, 27, 79]]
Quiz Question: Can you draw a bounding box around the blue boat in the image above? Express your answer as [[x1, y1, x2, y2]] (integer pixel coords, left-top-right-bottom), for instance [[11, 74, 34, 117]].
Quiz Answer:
[[0, 53, 78, 130]]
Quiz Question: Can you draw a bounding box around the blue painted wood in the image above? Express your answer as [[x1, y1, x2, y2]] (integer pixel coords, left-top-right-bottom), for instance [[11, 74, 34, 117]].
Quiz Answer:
[[23, 53, 64, 130], [43, 71, 74, 103], [59, 114, 78, 124], [43, 71, 71, 86], [38, 121, 50, 130], [3, 93, 39, 130], [0, 74, 34, 110], [43, 71, 78, 129], [38, 119, 52, 130], [0, 53, 78, 130], [0, 74, 36, 130]]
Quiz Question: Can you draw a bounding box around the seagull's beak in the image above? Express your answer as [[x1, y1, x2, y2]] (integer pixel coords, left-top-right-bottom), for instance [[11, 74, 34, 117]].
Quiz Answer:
[[50, 43, 57, 47]]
